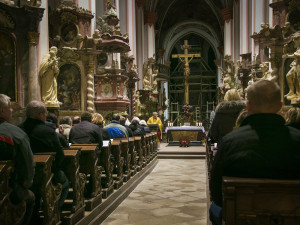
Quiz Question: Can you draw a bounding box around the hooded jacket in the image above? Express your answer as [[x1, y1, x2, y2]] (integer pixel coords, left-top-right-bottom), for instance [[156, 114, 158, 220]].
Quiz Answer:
[[209, 100, 246, 143]]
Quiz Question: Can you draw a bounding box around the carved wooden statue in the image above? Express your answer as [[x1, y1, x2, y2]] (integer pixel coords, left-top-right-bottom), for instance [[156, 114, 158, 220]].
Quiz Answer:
[[39, 46, 62, 107]]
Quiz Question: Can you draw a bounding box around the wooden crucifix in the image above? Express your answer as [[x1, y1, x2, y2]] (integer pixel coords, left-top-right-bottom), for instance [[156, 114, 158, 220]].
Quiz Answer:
[[172, 40, 200, 104]]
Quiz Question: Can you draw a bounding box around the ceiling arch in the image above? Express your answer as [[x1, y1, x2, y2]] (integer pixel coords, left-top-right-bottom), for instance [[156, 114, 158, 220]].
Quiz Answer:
[[163, 21, 221, 62]]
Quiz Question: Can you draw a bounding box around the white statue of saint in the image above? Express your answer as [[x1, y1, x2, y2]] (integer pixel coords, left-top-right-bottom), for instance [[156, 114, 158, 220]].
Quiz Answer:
[[39, 46, 62, 107]]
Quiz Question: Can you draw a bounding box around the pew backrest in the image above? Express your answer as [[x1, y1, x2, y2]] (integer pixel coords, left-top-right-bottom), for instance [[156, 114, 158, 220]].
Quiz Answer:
[[222, 176, 300, 225]]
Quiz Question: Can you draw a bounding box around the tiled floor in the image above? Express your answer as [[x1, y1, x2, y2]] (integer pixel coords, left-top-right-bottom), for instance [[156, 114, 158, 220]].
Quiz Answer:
[[102, 156, 207, 225]]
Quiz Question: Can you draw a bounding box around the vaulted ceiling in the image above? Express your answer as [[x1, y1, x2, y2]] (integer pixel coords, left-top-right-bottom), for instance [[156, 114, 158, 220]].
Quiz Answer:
[[147, 0, 233, 56]]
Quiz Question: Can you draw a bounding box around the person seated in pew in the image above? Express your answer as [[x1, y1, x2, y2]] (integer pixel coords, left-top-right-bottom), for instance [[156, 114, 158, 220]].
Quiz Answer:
[[129, 120, 145, 140], [104, 113, 128, 138], [208, 89, 246, 144], [56, 116, 72, 141], [139, 120, 151, 133], [285, 107, 300, 131], [92, 112, 105, 128], [19, 101, 69, 219], [72, 116, 81, 126], [233, 109, 248, 130], [209, 80, 300, 225], [0, 94, 35, 225], [46, 113, 68, 148], [120, 116, 133, 137], [69, 111, 103, 149]]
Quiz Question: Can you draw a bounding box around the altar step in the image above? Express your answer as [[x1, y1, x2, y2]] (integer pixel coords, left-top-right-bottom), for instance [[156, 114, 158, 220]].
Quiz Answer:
[[158, 144, 206, 159]]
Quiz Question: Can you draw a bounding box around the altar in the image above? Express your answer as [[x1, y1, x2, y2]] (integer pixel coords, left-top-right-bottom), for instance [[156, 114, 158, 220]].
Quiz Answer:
[[165, 126, 205, 146]]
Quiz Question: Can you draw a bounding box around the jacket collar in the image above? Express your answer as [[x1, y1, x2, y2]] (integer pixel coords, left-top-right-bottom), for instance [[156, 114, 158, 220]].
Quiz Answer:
[[241, 113, 285, 127]]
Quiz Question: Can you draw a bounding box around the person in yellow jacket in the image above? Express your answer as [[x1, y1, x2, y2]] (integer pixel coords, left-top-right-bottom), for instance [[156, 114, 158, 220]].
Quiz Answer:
[[147, 112, 162, 142]]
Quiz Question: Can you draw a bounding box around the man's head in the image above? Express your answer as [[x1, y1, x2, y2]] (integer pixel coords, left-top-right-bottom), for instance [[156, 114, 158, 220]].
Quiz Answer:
[[246, 80, 282, 115], [0, 94, 13, 122], [112, 113, 120, 122], [26, 101, 48, 122], [153, 112, 158, 119], [72, 116, 81, 125], [119, 116, 126, 125], [81, 112, 92, 122], [60, 116, 72, 125]]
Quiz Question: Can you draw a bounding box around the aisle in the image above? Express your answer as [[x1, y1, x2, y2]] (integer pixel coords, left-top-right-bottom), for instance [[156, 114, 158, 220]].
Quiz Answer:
[[102, 158, 207, 225]]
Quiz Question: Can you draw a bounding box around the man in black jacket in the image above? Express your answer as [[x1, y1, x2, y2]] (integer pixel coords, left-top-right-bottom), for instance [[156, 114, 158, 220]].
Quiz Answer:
[[209, 80, 300, 225], [19, 101, 69, 221], [69, 111, 103, 148]]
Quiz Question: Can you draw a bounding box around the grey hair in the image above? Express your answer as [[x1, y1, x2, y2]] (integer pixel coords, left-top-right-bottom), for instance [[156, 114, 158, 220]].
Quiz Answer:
[[0, 94, 11, 109], [153, 112, 158, 115], [26, 101, 47, 119]]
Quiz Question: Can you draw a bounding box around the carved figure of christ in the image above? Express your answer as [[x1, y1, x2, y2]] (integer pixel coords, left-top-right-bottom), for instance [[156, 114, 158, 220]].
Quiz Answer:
[[172, 40, 200, 104]]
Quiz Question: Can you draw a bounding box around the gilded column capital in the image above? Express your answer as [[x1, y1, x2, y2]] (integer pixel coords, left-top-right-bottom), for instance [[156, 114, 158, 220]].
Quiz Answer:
[[144, 11, 158, 26], [136, 0, 146, 8], [221, 8, 233, 23], [28, 32, 39, 46]]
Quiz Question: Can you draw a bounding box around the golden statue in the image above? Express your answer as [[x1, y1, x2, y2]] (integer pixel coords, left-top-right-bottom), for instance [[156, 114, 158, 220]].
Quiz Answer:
[[39, 46, 62, 107]]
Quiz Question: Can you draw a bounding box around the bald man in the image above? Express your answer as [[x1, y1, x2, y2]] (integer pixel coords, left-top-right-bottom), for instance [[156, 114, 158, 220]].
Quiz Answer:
[[209, 80, 300, 225]]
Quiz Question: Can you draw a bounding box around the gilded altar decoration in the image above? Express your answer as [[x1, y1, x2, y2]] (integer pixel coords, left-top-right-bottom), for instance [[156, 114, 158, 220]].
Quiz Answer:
[[143, 59, 152, 90], [0, 31, 15, 102], [57, 63, 81, 110], [283, 33, 300, 101], [152, 68, 158, 94], [39, 46, 62, 107], [61, 23, 78, 43], [101, 83, 113, 98]]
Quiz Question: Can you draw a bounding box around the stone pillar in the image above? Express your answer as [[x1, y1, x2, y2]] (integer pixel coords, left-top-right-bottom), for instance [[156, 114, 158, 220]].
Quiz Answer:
[[221, 8, 233, 56], [28, 32, 40, 101], [136, 0, 146, 89], [144, 11, 157, 59]]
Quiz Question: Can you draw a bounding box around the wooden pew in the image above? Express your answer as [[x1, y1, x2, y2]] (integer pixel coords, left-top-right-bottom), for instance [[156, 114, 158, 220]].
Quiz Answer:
[[0, 161, 26, 225], [98, 141, 114, 198], [33, 154, 62, 225], [111, 140, 124, 189], [128, 137, 137, 176], [70, 144, 102, 211], [144, 134, 151, 163], [120, 138, 131, 182], [151, 132, 157, 152], [222, 176, 300, 225], [134, 136, 143, 171], [148, 133, 154, 160], [62, 149, 86, 225]]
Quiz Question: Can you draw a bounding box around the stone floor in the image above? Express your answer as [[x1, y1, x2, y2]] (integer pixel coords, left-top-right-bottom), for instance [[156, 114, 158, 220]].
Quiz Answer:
[[102, 150, 207, 225]]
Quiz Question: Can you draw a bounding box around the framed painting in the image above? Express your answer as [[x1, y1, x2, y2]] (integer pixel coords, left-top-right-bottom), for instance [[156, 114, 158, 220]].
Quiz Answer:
[[58, 64, 81, 110]]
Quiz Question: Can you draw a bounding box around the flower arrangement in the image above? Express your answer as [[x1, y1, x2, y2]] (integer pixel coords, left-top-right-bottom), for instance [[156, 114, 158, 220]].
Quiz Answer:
[[179, 140, 190, 147], [201, 132, 207, 144]]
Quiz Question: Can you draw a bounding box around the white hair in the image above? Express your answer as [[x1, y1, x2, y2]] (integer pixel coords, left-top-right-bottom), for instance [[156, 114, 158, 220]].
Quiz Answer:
[[0, 94, 11, 110], [132, 116, 140, 123]]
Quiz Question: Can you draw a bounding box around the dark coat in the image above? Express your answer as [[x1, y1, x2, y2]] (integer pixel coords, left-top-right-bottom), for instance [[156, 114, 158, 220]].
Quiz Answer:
[[124, 125, 133, 137], [0, 121, 35, 189], [19, 118, 65, 173], [287, 122, 300, 131], [69, 121, 103, 148], [209, 100, 246, 143], [45, 121, 69, 148], [210, 113, 300, 207]]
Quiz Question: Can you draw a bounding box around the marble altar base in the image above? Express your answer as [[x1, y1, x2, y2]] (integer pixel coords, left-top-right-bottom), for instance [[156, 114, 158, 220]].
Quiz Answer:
[[166, 126, 205, 146]]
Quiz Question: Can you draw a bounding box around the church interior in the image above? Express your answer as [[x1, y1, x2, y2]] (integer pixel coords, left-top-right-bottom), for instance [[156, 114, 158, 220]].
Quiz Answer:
[[1, 0, 300, 224]]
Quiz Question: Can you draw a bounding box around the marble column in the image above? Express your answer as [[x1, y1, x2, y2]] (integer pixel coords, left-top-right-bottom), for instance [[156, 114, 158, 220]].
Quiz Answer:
[[144, 11, 157, 59], [221, 8, 233, 57], [136, 0, 146, 89], [28, 32, 40, 101]]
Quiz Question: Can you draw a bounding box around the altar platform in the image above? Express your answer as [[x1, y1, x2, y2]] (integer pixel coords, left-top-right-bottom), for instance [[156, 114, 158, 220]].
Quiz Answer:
[[165, 126, 205, 146]]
